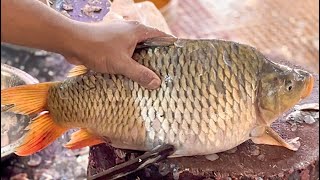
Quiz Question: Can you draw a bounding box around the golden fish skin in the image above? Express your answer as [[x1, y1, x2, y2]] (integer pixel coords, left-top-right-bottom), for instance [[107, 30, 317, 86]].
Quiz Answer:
[[46, 39, 312, 157]]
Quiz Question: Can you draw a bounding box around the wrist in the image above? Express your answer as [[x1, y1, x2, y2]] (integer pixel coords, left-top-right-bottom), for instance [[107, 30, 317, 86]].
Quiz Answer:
[[62, 21, 96, 62], [58, 20, 84, 58]]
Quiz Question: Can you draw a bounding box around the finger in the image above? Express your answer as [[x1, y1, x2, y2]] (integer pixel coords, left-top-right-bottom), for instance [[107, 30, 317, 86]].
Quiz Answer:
[[134, 22, 176, 43], [65, 56, 82, 65], [118, 57, 161, 90]]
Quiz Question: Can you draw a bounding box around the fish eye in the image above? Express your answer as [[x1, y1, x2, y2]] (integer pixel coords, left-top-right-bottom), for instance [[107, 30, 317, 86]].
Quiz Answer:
[[285, 80, 293, 91]]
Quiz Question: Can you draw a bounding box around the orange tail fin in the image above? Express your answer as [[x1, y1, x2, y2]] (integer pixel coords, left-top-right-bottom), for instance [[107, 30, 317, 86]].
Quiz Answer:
[[16, 112, 68, 156], [1, 82, 56, 115], [1, 82, 67, 156]]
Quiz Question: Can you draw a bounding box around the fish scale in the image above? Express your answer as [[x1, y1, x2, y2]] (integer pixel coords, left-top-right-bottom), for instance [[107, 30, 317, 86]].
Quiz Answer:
[[42, 39, 306, 157]]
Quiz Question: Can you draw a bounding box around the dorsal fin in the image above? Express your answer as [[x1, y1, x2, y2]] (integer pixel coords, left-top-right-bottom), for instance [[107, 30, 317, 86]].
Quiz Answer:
[[67, 65, 88, 77]]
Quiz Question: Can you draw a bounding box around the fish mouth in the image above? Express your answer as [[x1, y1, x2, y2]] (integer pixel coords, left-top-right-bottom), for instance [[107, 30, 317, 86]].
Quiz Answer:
[[301, 74, 314, 99]]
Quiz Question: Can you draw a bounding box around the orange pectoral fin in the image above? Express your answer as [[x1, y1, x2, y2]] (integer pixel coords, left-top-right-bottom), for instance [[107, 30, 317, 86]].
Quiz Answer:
[[15, 113, 68, 156], [251, 126, 300, 151], [64, 128, 105, 149]]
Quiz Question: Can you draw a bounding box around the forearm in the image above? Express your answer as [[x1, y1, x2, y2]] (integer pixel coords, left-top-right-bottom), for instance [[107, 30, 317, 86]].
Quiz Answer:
[[1, 0, 171, 89], [1, 0, 79, 55]]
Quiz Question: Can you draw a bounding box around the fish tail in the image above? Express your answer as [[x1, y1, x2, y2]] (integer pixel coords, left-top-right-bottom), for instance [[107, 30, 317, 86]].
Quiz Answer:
[[15, 112, 68, 156], [1, 82, 68, 156], [1, 82, 56, 115]]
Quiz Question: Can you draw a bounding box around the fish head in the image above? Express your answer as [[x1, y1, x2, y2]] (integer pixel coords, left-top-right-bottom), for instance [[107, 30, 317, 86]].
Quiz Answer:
[[257, 61, 314, 125]]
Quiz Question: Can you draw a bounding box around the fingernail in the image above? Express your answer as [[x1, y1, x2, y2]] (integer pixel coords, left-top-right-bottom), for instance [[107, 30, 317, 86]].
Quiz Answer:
[[147, 78, 161, 89], [139, 72, 160, 89]]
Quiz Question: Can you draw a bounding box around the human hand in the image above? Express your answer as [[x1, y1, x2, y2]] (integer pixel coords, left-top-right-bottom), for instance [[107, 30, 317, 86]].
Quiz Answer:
[[65, 20, 175, 90]]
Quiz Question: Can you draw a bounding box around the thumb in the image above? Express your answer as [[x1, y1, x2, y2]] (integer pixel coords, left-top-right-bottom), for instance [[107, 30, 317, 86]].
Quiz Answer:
[[119, 57, 161, 90], [65, 56, 82, 65]]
